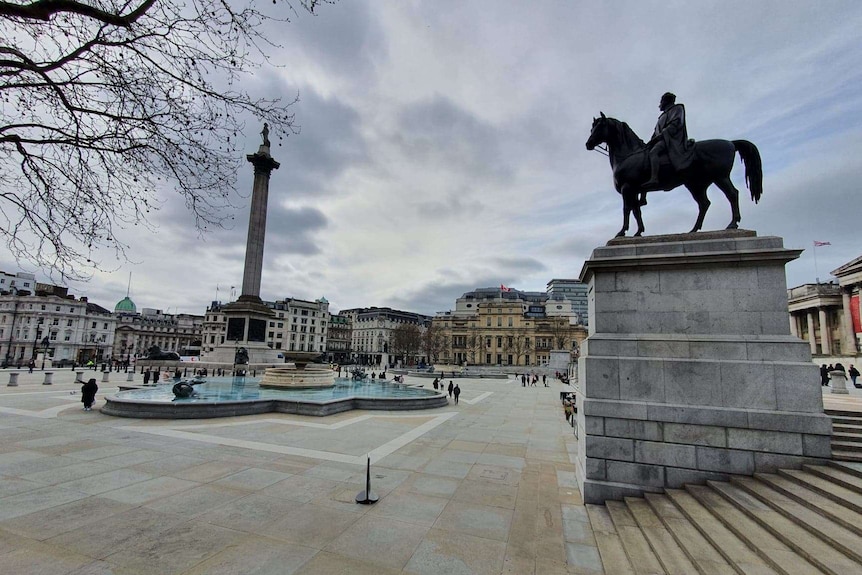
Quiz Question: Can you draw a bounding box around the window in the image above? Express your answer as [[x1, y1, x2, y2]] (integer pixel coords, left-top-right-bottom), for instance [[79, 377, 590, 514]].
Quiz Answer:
[[64, 333, 71, 341], [486, 318, 491, 327], [497, 317, 502, 327], [55, 306, 60, 311], [486, 353, 491, 364], [269, 322, 274, 327], [496, 336, 502, 348], [91, 322, 97, 329], [277, 322, 283, 328], [268, 332, 274, 338], [508, 317, 513, 327], [67, 319, 73, 327], [52, 318, 59, 325]]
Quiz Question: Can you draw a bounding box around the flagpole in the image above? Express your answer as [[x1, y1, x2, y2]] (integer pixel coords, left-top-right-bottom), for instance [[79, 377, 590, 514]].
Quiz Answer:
[[813, 242, 819, 283]]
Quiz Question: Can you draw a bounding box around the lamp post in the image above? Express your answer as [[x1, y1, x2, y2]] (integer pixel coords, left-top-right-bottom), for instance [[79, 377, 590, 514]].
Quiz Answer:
[[2, 287, 20, 367], [40, 336, 50, 370]]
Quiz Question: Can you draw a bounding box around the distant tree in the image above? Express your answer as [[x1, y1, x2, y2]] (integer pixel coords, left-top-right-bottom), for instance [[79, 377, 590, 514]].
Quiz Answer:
[[503, 329, 531, 366], [466, 326, 484, 364], [391, 324, 421, 366], [421, 323, 444, 363], [548, 317, 573, 349], [0, 0, 328, 279]]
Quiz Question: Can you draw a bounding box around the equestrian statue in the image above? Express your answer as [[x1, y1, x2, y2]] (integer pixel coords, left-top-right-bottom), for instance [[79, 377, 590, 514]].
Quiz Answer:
[[585, 92, 762, 237]]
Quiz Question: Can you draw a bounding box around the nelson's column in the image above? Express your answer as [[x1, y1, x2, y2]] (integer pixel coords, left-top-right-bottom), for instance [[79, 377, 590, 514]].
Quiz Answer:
[[206, 124, 283, 367]]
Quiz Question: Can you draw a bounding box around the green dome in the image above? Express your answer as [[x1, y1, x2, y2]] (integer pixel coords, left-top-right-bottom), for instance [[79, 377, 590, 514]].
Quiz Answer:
[[114, 296, 137, 313]]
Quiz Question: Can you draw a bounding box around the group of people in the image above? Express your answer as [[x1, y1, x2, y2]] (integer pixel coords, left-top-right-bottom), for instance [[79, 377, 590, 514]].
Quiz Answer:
[[820, 363, 861, 388], [517, 373, 547, 387], [432, 377, 461, 403]]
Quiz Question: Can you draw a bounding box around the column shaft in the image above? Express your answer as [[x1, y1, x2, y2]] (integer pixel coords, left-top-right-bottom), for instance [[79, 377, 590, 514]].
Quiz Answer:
[[819, 307, 831, 356], [807, 311, 817, 354], [841, 290, 857, 355]]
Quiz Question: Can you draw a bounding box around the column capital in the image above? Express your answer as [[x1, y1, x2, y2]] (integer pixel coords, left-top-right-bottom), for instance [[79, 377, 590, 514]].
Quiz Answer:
[[247, 147, 281, 175]]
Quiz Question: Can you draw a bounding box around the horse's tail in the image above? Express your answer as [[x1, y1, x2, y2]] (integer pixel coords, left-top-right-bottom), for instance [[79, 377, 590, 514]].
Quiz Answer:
[[733, 140, 762, 204]]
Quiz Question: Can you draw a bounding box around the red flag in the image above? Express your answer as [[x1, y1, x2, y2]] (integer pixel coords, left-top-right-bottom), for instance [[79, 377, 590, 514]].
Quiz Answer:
[[500, 284, 512, 292], [813, 241, 831, 247]]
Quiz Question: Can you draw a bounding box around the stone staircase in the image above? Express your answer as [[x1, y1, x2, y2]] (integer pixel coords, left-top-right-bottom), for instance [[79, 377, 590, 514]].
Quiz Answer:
[[826, 408, 862, 463], [587, 460, 862, 574]]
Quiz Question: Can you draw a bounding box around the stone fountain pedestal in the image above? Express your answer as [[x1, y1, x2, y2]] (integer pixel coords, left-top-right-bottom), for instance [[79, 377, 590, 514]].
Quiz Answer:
[[575, 230, 832, 504], [260, 354, 335, 389]]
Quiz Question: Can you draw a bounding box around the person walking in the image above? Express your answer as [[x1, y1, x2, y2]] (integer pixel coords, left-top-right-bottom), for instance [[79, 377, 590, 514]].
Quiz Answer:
[[521, 374, 526, 387], [820, 364, 829, 386], [447, 380, 454, 398], [453, 384, 461, 404], [81, 378, 98, 411], [143, 370, 151, 385], [542, 374, 547, 387], [28, 359, 35, 373], [849, 365, 860, 388]]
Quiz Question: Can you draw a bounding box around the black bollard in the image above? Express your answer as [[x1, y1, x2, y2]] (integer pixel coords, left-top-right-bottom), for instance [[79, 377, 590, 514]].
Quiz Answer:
[[253, 369, 256, 377], [184, 367, 188, 377], [355, 455, 379, 504]]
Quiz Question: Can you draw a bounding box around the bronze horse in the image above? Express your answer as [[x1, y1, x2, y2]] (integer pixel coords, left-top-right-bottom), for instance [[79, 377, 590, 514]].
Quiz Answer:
[[585, 113, 762, 237]]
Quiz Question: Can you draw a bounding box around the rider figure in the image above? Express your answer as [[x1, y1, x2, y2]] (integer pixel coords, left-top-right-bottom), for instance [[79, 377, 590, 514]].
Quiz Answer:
[[642, 92, 692, 201]]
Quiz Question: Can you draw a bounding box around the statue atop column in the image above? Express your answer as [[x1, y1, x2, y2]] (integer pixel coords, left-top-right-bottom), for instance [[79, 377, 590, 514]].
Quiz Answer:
[[260, 123, 271, 148]]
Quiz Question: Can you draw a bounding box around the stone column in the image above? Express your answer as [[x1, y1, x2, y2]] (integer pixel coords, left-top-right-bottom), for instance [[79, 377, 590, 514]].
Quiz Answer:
[[819, 308, 831, 356], [789, 313, 798, 337], [807, 312, 817, 354], [841, 290, 857, 355], [241, 146, 280, 300]]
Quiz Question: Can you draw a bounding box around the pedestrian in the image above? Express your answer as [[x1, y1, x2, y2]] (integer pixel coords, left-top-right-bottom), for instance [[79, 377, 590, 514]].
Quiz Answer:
[[542, 374, 547, 386], [820, 364, 829, 386], [143, 370, 150, 385], [432, 377, 439, 390], [454, 384, 461, 404], [850, 365, 860, 388], [521, 374, 526, 387], [154, 370, 160, 383], [448, 380, 454, 398], [28, 359, 34, 373], [81, 378, 98, 411]]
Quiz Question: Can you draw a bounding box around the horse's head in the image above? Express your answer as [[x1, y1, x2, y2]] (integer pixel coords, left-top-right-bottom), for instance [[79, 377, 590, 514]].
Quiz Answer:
[[585, 112, 609, 151]]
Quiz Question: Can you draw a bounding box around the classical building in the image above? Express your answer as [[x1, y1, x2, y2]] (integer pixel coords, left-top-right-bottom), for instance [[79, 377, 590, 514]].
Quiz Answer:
[[0, 284, 115, 366], [112, 296, 204, 361], [341, 307, 432, 367], [546, 278, 589, 325], [325, 313, 353, 364], [201, 296, 330, 358], [433, 287, 587, 367], [787, 254, 862, 358], [0, 271, 36, 293]]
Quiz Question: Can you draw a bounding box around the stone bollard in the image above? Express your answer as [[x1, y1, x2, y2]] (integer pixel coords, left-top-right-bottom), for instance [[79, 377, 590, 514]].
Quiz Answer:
[[75, 371, 84, 383], [126, 371, 134, 382], [101, 371, 110, 383], [7, 372, 19, 387], [43, 372, 53, 385], [830, 370, 850, 395]]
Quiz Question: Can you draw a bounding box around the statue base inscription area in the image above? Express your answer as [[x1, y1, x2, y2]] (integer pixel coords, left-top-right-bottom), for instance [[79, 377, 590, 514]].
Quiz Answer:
[[576, 230, 833, 504]]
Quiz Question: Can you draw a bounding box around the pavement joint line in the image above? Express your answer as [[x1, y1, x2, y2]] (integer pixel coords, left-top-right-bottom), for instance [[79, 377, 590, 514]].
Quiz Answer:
[[118, 411, 459, 465], [460, 391, 494, 405], [0, 399, 86, 418]]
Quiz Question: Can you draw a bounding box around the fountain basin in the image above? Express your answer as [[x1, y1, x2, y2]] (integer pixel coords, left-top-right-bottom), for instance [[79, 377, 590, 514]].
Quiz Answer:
[[102, 377, 448, 418]]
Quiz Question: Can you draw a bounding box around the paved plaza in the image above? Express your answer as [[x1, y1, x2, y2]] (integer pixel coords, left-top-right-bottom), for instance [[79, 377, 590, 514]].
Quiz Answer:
[[0, 370, 598, 575]]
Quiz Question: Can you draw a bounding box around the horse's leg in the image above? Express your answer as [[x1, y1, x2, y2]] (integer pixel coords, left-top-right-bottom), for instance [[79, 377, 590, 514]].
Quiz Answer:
[[714, 177, 741, 229], [632, 194, 645, 237], [686, 184, 710, 233], [616, 187, 636, 237]]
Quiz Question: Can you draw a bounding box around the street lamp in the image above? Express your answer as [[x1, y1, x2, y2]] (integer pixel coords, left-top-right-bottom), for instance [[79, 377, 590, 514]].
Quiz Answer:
[[40, 336, 49, 370]]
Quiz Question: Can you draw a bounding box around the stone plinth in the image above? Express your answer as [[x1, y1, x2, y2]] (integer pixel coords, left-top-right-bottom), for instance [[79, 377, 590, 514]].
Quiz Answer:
[[575, 230, 832, 504]]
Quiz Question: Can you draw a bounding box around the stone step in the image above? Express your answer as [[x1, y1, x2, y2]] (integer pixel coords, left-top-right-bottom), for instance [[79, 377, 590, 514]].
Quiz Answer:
[[776, 468, 862, 515], [832, 423, 862, 435], [828, 460, 862, 480], [605, 500, 665, 574], [586, 504, 636, 575], [728, 475, 862, 564], [828, 415, 862, 426], [624, 497, 700, 575], [685, 484, 822, 575], [803, 464, 862, 495], [825, 408, 862, 418], [643, 493, 737, 575], [829, 440, 862, 453], [665, 488, 780, 575], [832, 431, 862, 443], [831, 449, 862, 463], [754, 472, 862, 538]]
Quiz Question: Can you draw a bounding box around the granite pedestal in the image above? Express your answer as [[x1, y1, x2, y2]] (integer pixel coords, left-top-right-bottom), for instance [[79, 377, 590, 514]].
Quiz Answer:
[[575, 230, 832, 504]]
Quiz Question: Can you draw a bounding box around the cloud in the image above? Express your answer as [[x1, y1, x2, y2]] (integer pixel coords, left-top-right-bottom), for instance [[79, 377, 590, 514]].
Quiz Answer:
[[5, 1, 862, 320]]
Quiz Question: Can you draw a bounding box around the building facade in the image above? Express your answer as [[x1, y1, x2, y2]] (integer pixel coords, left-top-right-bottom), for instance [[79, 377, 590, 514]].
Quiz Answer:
[[788, 254, 862, 359], [434, 287, 587, 368], [325, 313, 353, 364], [201, 296, 330, 358], [342, 307, 432, 367], [112, 296, 204, 361], [546, 278, 589, 326], [0, 287, 116, 366]]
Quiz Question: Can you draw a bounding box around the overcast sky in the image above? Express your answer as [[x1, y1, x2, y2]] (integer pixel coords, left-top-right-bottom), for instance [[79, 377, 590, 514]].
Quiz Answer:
[[5, 1, 862, 316]]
